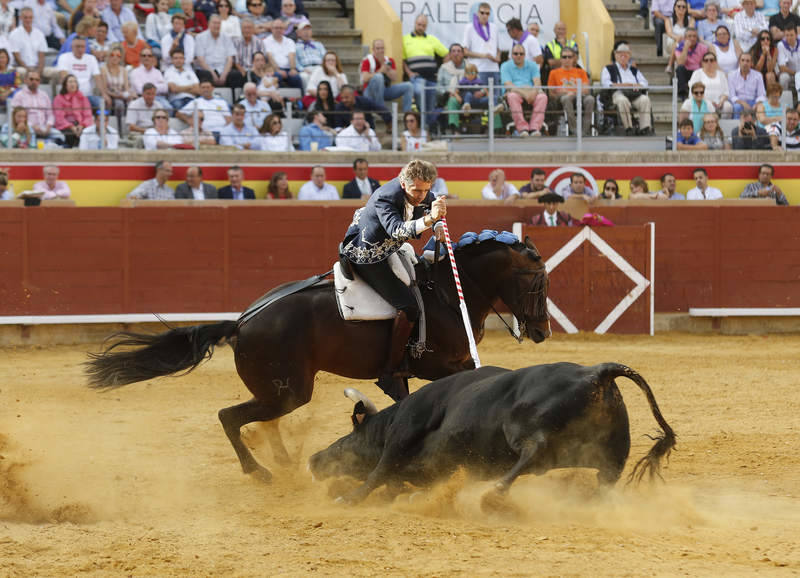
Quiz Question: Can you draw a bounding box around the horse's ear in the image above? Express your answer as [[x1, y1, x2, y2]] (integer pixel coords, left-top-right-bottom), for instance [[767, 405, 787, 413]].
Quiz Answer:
[[524, 236, 541, 258]]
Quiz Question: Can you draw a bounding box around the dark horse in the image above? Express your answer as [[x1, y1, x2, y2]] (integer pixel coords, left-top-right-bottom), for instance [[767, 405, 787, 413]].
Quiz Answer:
[[86, 236, 551, 482]]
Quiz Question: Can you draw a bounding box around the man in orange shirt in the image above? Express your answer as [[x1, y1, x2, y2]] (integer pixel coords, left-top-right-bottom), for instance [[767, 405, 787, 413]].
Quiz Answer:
[[547, 46, 593, 136]]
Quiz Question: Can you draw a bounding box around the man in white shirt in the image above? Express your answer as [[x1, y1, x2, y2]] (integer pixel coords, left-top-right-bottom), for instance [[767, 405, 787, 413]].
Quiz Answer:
[[239, 81, 271, 130], [176, 79, 231, 135], [777, 25, 800, 90], [686, 167, 724, 199], [126, 83, 164, 135], [160, 13, 195, 69], [335, 111, 381, 151], [298, 165, 339, 200], [262, 18, 303, 90], [219, 103, 260, 149], [143, 108, 182, 150], [164, 49, 200, 110], [481, 168, 520, 201], [462, 2, 500, 85], [10, 7, 47, 77], [29, 0, 65, 49], [57, 35, 101, 107], [194, 14, 239, 87], [79, 110, 119, 150], [506, 17, 542, 65], [129, 47, 168, 96]]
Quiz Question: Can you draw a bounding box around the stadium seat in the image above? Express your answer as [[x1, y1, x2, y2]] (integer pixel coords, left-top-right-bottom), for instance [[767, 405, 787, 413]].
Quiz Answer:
[[214, 88, 235, 106], [719, 118, 739, 136], [277, 87, 302, 101], [283, 117, 303, 136]]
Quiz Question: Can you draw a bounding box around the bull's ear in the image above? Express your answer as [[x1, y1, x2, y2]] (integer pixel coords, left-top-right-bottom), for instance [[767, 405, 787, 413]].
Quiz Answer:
[[351, 401, 368, 427]]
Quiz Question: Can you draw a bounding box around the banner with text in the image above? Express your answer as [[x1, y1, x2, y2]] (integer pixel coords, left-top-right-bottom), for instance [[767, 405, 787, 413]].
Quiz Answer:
[[389, 0, 561, 52]]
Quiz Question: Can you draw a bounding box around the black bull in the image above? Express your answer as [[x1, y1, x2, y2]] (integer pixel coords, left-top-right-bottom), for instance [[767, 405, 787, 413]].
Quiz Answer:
[[309, 363, 676, 504]]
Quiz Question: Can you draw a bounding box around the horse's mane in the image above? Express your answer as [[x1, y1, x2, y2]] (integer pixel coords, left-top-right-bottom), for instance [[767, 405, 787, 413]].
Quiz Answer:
[[454, 238, 536, 260]]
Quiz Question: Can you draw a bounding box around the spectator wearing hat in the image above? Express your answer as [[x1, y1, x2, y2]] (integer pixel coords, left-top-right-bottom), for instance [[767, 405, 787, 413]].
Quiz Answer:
[[600, 42, 653, 136], [530, 192, 573, 226], [295, 20, 326, 86], [79, 109, 119, 149]]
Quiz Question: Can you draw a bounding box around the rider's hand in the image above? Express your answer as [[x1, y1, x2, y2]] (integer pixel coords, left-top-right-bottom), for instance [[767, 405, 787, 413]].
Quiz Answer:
[[433, 220, 446, 241], [430, 196, 447, 221]]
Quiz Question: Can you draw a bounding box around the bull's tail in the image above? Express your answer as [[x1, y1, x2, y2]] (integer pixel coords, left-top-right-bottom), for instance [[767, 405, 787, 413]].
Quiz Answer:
[[85, 321, 239, 389], [598, 363, 677, 485]]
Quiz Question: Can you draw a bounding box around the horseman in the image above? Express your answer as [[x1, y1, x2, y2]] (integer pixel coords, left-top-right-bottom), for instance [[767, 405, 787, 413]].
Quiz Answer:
[[340, 158, 447, 398]]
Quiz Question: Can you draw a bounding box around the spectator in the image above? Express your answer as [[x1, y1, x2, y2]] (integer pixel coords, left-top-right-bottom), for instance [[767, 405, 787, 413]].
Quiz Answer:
[[399, 110, 425, 151], [258, 112, 292, 150], [437, 42, 467, 133], [689, 51, 733, 117], [10, 8, 47, 78], [145, 0, 172, 59], [751, 29, 778, 86], [680, 80, 714, 132], [160, 13, 195, 69], [181, 0, 208, 35], [122, 21, 147, 68], [277, 0, 308, 40], [628, 176, 654, 199], [686, 167, 723, 199], [699, 112, 732, 148], [218, 165, 255, 199], [768, 106, 800, 148], [664, 1, 694, 76], [548, 45, 593, 137], [79, 108, 119, 149], [481, 169, 519, 202], [306, 78, 337, 123], [244, 0, 272, 40], [530, 192, 572, 226], [656, 173, 686, 199], [0, 0, 15, 39], [599, 178, 622, 200], [127, 83, 162, 135], [220, 102, 259, 148], [10, 70, 62, 143], [56, 17, 97, 66], [179, 110, 216, 145], [698, 1, 724, 43], [267, 171, 292, 199], [298, 165, 338, 200], [342, 158, 380, 199], [601, 43, 653, 136], [334, 84, 387, 129], [432, 176, 453, 198], [164, 49, 200, 110], [239, 81, 271, 129], [501, 43, 547, 137], [102, 0, 137, 43], [402, 14, 448, 126], [734, 0, 768, 52], [729, 52, 766, 117], [298, 110, 334, 150], [53, 74, 92, 147], [0, 168, 13, 200], [143, 108, 182, 149], [218, 0, 241, 39], [175, 166, 218, 199], [506, 17, 542, 65], [777, 24, 800, 89], [90, 20, 111, 63], [732, 108, 771, 147], [177, 79, 231, 135], [32, 165, 71, 199], [72, 0, 102, 35], [557, 172, 597, 200], [262, 18, 302, 91], [295, 21, 325, 85], [462, 2, 500, 87], [266, 0, 307, 19], [335, 110, 381, 151], [195, 15, 240, 87], [675, 28, 708, 99], [127, 161, 175, 200], [361, 38, 414, 115], [194, 0, 217, 21], [712, 25, 743, 75], [676, 116, 708, 148], [57, 36, 101, 109], [129, 47, 169, 98], [0, 106, 37, 148], [652, 0, 674, 58], [756, 81, 784, 125], [233, 18, 263, 79], [306, 50, 347, 99], [457, 62, 488, 129], [770, 0, 800, 41], [740, 163, 789, 204], [29, 0, 65, 50], [518, 167, 553, 200], [0, 48, 19, 107], [247, 53, 282, 113], [542, 20, 578, 84], [100, 44, 131, 121]]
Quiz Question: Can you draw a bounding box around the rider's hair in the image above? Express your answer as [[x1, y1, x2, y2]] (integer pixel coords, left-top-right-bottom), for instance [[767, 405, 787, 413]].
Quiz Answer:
[[398, 159, 438, 188]]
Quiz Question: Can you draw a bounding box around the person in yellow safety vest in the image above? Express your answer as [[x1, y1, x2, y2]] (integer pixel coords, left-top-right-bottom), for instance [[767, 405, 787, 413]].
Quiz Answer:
[[542, 20, 578, 85]]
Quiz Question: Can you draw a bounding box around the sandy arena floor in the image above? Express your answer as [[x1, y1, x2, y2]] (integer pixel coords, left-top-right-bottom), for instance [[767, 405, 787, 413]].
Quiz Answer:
[[1, 332, 799, 576]]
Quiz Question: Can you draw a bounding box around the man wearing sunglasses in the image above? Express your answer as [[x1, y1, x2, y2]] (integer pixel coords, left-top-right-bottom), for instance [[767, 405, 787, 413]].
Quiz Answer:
[[548, 46, 593, 136], [462, 3, 500, 86]]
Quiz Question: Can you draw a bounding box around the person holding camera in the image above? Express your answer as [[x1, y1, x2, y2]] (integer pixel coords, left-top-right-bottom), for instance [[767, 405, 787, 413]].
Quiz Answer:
[[739, 164, 789, 205], [731, 109, 771, 148]]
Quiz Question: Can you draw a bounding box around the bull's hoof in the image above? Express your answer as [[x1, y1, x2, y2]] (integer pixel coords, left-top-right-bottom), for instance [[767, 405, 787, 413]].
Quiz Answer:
[[480, 489, 522, 518]]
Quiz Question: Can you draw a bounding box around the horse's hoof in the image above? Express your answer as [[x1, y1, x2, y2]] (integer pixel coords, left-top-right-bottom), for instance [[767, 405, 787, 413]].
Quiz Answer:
[[249, 467, 273, 483], [480, 489, 521, 518]]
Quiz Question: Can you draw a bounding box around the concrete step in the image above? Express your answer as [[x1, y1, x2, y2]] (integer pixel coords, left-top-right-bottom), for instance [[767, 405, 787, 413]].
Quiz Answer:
[[305, 0, 352, 16], [315, 29, 362, 44], [305, 16, 354, 29], [323, 45, 364, 60]]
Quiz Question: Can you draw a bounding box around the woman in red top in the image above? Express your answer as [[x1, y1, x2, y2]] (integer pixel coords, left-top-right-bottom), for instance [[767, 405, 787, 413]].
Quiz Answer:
[[53, 74, 93, 148], [267, 171, 292, 199]]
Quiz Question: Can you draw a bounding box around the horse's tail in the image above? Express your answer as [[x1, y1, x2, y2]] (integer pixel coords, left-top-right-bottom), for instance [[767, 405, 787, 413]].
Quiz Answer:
[[597, 363, 677, 484], [85, 321, 239, 389]]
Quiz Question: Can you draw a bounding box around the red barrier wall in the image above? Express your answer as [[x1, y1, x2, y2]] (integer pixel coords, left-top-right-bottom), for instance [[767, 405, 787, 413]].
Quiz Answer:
[[1, 204, 798, 316]]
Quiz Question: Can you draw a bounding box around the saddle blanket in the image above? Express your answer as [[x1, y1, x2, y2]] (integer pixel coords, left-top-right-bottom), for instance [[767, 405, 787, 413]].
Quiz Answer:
[[334, 243, 417, 321]]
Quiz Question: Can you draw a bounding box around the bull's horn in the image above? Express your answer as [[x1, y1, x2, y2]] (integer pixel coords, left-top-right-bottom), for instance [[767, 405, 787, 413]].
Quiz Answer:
[[343, 388, 378, 415]]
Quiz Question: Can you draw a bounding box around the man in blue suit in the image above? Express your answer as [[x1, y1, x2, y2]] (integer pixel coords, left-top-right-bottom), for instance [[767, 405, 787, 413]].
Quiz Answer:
[[218, 166, 256, 200], [340, 159, 447, 399]]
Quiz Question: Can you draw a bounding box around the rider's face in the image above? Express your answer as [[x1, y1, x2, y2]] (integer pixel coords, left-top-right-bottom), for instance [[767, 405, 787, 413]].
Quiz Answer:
[[402, 178, 432, 206]]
